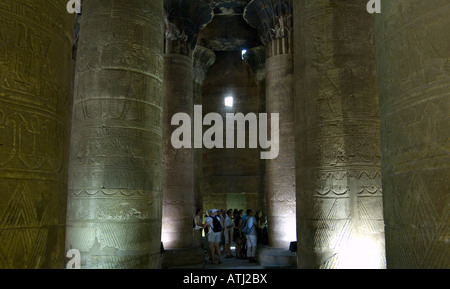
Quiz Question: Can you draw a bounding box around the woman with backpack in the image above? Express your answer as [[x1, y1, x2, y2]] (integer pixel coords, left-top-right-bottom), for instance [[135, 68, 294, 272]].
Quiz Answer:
[[206, 209, 222, 264]]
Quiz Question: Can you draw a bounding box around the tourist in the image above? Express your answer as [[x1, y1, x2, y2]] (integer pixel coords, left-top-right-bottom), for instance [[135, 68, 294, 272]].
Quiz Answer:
[[234, 210, 244, 259], [193, 208, 204, 247], [224, 209, 234, 258], [244, 209, 258, 263], [206, 209, 222, 264]]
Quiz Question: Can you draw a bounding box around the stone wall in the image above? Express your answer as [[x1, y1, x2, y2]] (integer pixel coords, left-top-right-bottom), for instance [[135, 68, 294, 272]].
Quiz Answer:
[[202, 51, 263, 213]]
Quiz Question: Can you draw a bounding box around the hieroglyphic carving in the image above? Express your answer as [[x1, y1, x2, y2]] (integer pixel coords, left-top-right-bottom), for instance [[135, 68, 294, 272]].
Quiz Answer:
[[66, 0, 164, 269], [294, 0, 385, 269], [0, 0, 73, 269], [376, 0, 450, 269]]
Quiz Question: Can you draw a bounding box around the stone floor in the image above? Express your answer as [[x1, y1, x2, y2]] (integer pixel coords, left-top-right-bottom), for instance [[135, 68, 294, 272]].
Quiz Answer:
[[200, 238, 297, 269], [204, 247, 265, 269]]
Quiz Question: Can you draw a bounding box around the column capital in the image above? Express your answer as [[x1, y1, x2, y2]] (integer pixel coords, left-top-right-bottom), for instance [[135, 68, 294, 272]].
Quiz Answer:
[[243, 46, 266, 82], [243, 0, 293, 45], [164, 0, 214, 56], [193, 45, 216, 85]]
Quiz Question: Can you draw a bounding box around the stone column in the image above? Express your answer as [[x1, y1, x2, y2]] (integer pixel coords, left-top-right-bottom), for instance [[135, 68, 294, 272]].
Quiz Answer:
[[193, 46, 216, 211], [244, 0, 297, 267], [244, 46, 267, 214], [66, 0, 164, 269], [294, 0, 386, 269], [161, 0, 213, 268], [0, 0, 73, 269], [376, 1, 450, 269]]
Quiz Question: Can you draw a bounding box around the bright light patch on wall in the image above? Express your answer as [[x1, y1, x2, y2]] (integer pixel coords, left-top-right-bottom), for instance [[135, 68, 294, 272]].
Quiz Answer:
[[278, 213, 297, 247], [241, 49, 247, 60], [340, 236, 384, 269], [225, 96, 234, 107]]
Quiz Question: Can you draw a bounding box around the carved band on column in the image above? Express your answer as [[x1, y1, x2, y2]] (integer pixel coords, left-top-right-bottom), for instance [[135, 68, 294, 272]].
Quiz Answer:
[[0, 0, 74, 269], [66, 0, 164, 269], [294, 0, 385, 269], [376, 0, 450, 269]]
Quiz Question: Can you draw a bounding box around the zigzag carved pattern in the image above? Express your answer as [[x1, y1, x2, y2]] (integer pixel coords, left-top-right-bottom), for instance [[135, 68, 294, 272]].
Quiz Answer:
[[390, 173, 449, 268], [0, 183, 57, 268]]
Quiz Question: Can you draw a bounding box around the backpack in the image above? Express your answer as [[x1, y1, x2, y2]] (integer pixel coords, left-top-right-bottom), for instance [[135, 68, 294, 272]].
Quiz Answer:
[[212, 216, 222, 233], [241, 217, 254, 235]]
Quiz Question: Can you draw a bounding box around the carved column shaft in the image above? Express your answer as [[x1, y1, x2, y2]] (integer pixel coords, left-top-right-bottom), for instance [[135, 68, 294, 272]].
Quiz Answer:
[[0, 0, 73, 269], [162, 54, 195, 249], [265, 53, 296, 249], [294, 0, 385, 269], [244, 46, 267, 213], [161, 1, 213, 267], [192, 46, 215, 212], [245, 0, 296, 250], [376, 0, 450, 269], [66, 0, 164, 269]]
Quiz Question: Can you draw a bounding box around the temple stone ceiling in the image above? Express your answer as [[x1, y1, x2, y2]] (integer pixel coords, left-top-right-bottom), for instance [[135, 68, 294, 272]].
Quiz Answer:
[[198, 0, 261, 51], [206, 0, 250, 15]]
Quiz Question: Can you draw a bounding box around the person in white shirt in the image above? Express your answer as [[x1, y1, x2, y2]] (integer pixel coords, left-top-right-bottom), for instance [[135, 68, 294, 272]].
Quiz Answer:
[[244, 209, 258, 263], [206, 209, 222, 264], [224, 209, 234, 258]]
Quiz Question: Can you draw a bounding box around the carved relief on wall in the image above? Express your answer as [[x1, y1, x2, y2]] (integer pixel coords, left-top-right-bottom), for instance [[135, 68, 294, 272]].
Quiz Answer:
[[376, 0, 449, 269], [0, 0, 73, 269], [66, 0, 164, 269], [0, 2, 72, 114]]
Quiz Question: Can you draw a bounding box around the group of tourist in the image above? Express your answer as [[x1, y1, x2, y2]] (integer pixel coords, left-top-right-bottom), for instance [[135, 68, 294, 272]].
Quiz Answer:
[[193, 208, 267, 265]]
